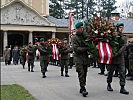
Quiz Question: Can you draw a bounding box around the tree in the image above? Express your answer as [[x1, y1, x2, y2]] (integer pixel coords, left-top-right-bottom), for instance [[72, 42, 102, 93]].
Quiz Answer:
[[100, 0, 117, 18], [86, 0, 97, 18], [49, 0, 65, 19]]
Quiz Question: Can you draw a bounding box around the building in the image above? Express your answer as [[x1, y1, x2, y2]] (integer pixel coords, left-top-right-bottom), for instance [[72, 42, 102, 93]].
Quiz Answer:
[[111, 9, 133, 41], [0, 0, 70, 57]]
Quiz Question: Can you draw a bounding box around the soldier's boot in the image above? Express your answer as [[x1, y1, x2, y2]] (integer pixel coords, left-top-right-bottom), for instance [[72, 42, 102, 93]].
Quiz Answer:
[[61, 71, 64, 76], [42, 72, 46, 78], [31, 66, 34, 72], [98, 71, 104, 75], [80, 86, 88, 97], [23, 65, 25, 69], [65, 72, 69, 77], [28, 67, 30, 72], [120, 86, 129, 95], [107, 83, 113, 91]]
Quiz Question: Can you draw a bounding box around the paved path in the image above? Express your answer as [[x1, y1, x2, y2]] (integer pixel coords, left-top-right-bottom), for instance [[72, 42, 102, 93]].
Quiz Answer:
[[1, 62, 133, 100]]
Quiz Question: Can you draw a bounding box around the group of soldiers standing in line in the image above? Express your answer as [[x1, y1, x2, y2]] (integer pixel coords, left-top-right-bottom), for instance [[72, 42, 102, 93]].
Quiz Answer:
[[3, 21, 133, 97]]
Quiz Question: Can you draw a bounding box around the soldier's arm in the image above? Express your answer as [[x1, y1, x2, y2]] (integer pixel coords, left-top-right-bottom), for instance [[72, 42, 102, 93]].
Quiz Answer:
[[64, 47, 73, 54], [116, 36, 127, 56], [38, 46, 48, 54], [72, 37, 89, 54]]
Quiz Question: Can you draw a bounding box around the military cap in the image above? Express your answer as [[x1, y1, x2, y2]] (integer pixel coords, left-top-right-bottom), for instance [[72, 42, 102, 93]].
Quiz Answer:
[[75, 22, 83, 29], [40, 38, 44, 41], [116, 23, 124, 27], [63, 38, 68, 40]]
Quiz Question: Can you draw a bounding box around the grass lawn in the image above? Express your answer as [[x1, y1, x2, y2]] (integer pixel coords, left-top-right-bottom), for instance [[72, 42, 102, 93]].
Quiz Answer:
[[1, 84, 35, 100]]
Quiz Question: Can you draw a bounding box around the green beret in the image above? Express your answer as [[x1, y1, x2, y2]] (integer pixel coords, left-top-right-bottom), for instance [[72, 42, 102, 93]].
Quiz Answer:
[[116, 23, 124, 27], [75, 22, 83, 29], [63, 38, 68, 40], [40, 38, 44, 41]]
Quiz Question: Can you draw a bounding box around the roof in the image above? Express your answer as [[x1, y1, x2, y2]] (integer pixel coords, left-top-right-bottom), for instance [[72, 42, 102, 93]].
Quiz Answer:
[[47, 16, 68, 27], [46, 16, 81, 28], [111, 18, 133, 33]]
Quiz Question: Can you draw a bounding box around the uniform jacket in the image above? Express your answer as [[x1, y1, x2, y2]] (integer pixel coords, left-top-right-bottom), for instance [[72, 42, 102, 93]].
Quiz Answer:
[[4, 48, 10, 61], [60, 44, 73, 60], [112, 32, 127, 64], [38, 44, 49, 60], [72, 33, 90, 65], [27, 46, 35, 62]]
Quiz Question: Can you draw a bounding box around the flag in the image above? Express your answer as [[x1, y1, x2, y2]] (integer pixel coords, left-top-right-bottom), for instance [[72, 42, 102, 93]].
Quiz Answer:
[[52, 44, 60, 60], [98, 41, 113, 64], [68, 12, 75, 35]]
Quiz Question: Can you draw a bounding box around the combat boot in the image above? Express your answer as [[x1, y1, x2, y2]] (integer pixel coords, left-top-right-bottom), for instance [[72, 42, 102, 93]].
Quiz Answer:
[[107, 83, 113, 91], [31, 66, 34, 72], [98, 71, 104, 75], [80, 87, 88, 97], [28, 67, 30, 72], [42, 72, 46, 78], [61, 71, 64, 76], [23, 65, 25, 69], [120, 86, 129, 95], [65, 72, 69, 77]]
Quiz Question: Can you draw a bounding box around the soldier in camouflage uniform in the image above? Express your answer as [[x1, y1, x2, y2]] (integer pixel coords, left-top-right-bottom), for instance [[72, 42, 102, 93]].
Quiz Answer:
[[127, 41, 133, 80], [60, 38, 73, 77], [20, 46, 27, 69], [38, 38, 49, 78], [72, 22, 90, 97], [107, 23, 129, 95], [27, 43, 35, 72]]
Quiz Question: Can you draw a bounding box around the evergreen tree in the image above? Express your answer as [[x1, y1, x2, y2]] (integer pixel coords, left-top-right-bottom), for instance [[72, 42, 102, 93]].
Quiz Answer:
[[49, 0, 65, 19], [100, 0, 117, 17]]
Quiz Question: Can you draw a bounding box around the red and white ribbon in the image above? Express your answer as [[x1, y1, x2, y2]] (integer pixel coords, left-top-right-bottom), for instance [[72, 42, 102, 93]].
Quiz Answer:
[[52, 44, 60, 60], [98, 41, 112, 64]]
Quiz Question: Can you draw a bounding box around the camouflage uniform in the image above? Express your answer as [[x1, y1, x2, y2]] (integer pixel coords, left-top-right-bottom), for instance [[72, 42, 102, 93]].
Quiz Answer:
[[128, 42, 133, 79], [107, 32, 127, 86], [60, 43, 73, 77], [107, 29, 129, 94], [38, 43, 49, 78], [72, 33, 90, 88], [20, 48, 27, 69], [27, 46, 35, 72]]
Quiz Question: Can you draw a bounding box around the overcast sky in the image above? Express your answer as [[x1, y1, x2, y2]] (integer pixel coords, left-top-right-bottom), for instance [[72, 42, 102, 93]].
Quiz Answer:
[[115, 0, 133, 6]]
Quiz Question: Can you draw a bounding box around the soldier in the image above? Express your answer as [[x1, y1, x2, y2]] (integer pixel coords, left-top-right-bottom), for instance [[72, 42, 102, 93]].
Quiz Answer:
[[60, 38, 73, 77], [4, 46, 10, 65], [27, 43, 35, 72], [38, 38, 49, 78], [12, 46, 19, 65], [20, 46, 27, 69], [107, 23, 129, 95], [72, 22, 90, 97], [127, 41, 133, 80]]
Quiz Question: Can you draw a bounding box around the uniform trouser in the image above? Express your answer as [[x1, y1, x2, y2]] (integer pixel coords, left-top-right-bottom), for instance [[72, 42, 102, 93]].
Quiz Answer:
[[98, 63, 106, 73], [76, 63, 88, 87], [129, 59, 133, 76], [40, 60, 48, 74], [60, 59, 68, 73], [5, 60, 9, 65], [28, 59, 34, 70], [107, 63, 126, 86], [69, 57, 73, 67]]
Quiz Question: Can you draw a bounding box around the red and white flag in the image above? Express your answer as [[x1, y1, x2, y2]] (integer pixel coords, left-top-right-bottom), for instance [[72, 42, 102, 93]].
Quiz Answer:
[[98, 41, 113, 64], [52, 44, 60, 60], [68, 11, 75, 38]]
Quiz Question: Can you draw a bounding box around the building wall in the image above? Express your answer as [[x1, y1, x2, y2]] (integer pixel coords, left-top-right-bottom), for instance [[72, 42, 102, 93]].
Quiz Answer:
[[1, 0, 49, 16]]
